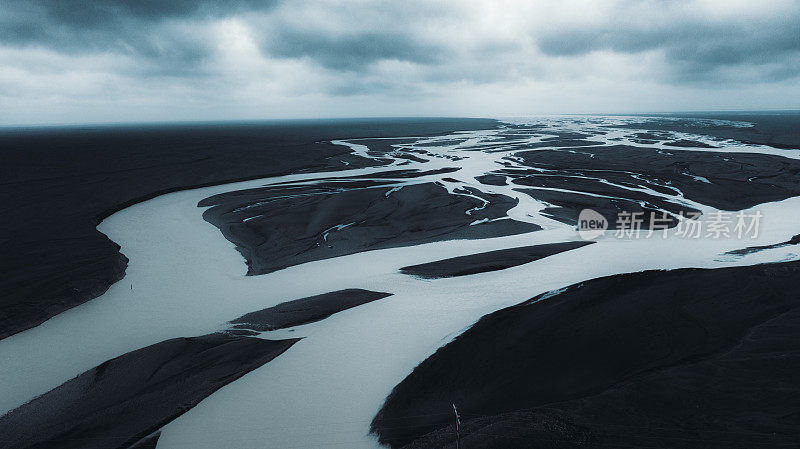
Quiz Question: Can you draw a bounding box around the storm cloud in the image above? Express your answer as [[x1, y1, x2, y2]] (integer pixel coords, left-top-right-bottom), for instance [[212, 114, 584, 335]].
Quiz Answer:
[[535, 1, 800, 83], [0, 0, 797, 124], [0, 0, 278, 72]]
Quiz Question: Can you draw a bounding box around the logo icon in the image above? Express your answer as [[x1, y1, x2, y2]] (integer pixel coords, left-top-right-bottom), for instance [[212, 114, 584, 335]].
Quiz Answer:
[[577, 208, 608, 240]]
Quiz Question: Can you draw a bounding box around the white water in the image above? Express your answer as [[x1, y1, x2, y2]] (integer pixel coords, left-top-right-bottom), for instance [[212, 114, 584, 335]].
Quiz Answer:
[[0, 116, 798, 448]]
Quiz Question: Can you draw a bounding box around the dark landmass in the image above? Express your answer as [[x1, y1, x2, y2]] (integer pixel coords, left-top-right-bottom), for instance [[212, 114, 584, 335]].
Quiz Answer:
[[230, 288, 393, 331], [615, 112, 800, 150], [724, 233, 800, 256], [414, 139, 469, 147], [0, 118, 499, 340], [372, 261, 800, 448], [401, 410, 596, 449], [664, 139, 719, 148], [342, 138, 420, 155], [295, 166, 461, 182], [399, 241, 593, 279], [509, 169, 699, 227], [512, 139, 606, 149], [518, 188, 691, 229], [0, 333, 299, 449], [200, 182, 540, 276], [514, 145, 800, 211], [541, 132, 596, 140], [629, 132, 669, 141], [475, 174, 507, 186], [630, 139, 659, 145], [396, 153, 430, 163]]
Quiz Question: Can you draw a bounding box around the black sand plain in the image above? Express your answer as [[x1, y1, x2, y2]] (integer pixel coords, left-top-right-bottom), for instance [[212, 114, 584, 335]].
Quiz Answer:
[[3, 112, 800, 449], [200, 182, 540, 276], [514, 145, 800, 211], [0, 118, 499, 339], [1, 285, 402, 449], [493, 143, 800, 228], [372, 261, 800, 448], [230, 288, 393, 331], [615, 112, 800, 150], [367, 114, 800, 448], [0, 333, 299, 449], [399, 241, 593, 279]]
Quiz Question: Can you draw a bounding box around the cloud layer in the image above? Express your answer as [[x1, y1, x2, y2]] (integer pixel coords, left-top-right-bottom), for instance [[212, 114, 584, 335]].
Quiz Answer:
[[0, 0, 798, 124]]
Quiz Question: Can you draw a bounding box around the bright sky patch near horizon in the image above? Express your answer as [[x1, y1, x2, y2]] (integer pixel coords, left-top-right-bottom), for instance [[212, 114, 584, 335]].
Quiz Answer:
[[0, 0, 798, 125]]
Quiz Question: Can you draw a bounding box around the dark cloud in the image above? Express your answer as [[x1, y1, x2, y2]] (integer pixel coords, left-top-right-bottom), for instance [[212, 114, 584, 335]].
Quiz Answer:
[[42, 0, 262, 24], [3, 0, 275, 30], [0, 0, 278, 73], [5, 0, 796, 85], [0, 0, 798, 124], [536, 10, 800, 82], [0, 0, 452, 71], [263, 28, 446, 71]]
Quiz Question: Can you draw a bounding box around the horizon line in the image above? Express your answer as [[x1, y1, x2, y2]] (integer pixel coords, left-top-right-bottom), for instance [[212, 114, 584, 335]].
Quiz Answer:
[[1, 109, 798, 130]]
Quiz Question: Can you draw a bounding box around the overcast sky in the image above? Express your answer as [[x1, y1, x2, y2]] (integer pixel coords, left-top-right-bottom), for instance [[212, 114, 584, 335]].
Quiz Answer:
[[0, 0, 798, 125]]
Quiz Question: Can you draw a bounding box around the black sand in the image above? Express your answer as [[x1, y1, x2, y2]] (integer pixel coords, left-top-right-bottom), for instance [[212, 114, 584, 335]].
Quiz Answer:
[[614, 112, 800, 150], [399, 241, 593, 279], [509, 171, 699, 227], [230, 288, 393, 331], [401, 410, 596, 449], [724, 233, 800, 256], [664, 139, 719, 148], [372, 261, 800, 448], [0, 333, 298, 449], [0, 118, 499, 339], [475, 174, 507, 186], [200, 182, 540, 276], [515, 145, 800, 211]]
